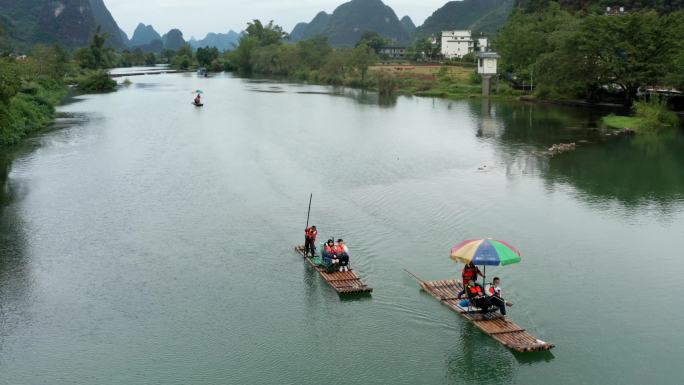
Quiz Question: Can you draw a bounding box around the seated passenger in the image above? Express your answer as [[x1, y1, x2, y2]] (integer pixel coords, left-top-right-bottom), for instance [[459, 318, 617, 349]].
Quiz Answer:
[[460, 281, 491, 315], [486, 277, 513, 316], [322, 239, 337, 272], [334, 239, 350, 272]]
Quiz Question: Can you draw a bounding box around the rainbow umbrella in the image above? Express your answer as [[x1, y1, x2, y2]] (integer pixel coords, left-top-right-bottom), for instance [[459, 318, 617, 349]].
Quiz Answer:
[[450, 238, 522, 266]]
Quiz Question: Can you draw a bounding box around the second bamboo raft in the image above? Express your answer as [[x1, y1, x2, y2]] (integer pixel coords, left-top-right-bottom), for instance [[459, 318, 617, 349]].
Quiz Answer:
[[417, 278, 554, 352], [295, 245, 372, 294]]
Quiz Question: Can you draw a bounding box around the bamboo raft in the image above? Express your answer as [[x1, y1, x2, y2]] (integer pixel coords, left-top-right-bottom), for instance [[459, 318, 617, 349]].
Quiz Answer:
[[412, 275, 554, 352], [295, 246, 373, 294]]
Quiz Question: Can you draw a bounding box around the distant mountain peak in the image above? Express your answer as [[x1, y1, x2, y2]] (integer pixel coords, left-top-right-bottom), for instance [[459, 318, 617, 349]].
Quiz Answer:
[[0, 0, 127, 49], [401, 15, 416, 35], [130, 23, 161, 47], [289, 0, 409, 46]]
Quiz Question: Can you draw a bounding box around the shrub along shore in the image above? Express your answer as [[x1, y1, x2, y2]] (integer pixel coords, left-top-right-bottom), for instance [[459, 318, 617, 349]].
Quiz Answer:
[[0, 30, 119, 147]]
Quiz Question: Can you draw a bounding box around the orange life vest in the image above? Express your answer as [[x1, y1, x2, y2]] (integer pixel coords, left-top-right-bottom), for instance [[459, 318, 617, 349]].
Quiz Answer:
[[462, 265, 479, 280], [324, 244, 335, 255], [333, 244, 346, 254], [305, 228, 317, 240], [467, 283, 483, 297], [488, 285, 501, 297]]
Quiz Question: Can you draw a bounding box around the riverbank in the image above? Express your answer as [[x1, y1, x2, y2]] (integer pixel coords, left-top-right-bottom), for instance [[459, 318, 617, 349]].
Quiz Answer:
[[0, 78, 68, 146], [369, 64, 522, 99]]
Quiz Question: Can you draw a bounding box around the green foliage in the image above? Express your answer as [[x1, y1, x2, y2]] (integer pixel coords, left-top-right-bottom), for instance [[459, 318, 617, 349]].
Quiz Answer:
[[634, 98, 679, 131], [356, 31, 387, 53], [246, 20, 288, 46], [350, 43, 376, 81], [376, 71, 398, 96], [0, 59, 20, 104], [75, 27, 115, 70], [517, 0, 684, 14], [75, 70, 116, 92], [196, 47, 219, 68], [497, 4, 684, 104], [602, 114, 642, 130], [115, 48, 158, 68], [28, 44, 71, 79], [171, 44, 195, 70], [297, 35, 333, 69], [0, 67, 67, 146], [407, 38, 440, 61], [416, 0, 514, 37]]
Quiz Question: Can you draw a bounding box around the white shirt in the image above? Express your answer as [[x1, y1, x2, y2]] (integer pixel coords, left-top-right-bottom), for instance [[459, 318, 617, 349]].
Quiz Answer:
[[485, 284, 501, 297]]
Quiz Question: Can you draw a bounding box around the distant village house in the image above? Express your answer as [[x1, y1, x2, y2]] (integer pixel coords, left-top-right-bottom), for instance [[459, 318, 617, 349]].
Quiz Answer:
[[379, 46, 407, 60], [441, 30, 489, 59]]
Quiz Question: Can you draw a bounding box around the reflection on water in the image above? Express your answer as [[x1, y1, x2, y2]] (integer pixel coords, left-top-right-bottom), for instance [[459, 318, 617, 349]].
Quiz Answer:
[[445, 323, 515, 385], [0, 168, 31, 351], [468, 99, 684, 207], [545, 132, 684, 207]]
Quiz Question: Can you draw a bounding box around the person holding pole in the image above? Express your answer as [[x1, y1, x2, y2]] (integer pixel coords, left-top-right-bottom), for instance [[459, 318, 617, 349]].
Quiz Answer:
[[304, 226, 318, 258]]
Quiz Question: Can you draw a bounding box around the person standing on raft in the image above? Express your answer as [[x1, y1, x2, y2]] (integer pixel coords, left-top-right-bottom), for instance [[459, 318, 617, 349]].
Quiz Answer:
[[194, 94, 201, 105], [462, 261, 484, 287], [304, 226, 318, 258]]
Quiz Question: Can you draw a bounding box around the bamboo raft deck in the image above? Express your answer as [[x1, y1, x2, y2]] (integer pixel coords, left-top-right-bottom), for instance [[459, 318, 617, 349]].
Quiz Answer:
[[295, 246, 373, 294], [417, 278, 554, 352]]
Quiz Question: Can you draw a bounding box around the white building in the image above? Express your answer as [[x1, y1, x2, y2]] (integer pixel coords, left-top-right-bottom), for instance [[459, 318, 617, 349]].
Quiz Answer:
[[478, 52, 499, 76], [441, 30, 473, 59], [478, 37, 489, 52]]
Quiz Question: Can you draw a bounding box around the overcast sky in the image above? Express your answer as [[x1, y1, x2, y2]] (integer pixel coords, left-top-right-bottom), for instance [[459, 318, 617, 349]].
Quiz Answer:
[[105, 0, 449, 39]]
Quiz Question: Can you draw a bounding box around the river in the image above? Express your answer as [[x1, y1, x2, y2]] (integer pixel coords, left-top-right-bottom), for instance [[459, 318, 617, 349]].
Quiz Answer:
[[1, 71, 683, 385]]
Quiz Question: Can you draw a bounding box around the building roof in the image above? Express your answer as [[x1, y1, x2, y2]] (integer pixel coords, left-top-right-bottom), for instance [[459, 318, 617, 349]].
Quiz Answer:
[[479, 52, 500, 59]]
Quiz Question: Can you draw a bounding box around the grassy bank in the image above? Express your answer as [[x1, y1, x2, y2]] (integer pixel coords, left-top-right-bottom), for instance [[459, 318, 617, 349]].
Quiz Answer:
[[602, 99, 680, 133], [602, 115, 642, 130]]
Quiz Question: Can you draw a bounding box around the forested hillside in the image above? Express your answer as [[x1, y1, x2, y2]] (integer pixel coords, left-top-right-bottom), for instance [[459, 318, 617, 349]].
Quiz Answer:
[[416, 0, 515, 37]]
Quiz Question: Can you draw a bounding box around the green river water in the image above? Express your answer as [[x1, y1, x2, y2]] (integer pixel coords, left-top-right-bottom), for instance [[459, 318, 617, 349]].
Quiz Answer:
[[1, 71, 683, 384]]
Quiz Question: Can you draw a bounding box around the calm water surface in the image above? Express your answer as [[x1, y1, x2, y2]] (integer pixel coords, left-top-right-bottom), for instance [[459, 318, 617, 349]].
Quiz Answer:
[[1, 71, 683, 384]]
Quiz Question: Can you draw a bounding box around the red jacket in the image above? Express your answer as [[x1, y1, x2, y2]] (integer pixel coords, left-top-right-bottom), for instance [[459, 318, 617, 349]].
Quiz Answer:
[[305, 227, 317, 241]]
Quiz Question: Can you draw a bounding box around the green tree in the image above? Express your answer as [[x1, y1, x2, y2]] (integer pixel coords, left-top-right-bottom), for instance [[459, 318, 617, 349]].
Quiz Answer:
[[29, 44, 70, 79], [75, 26, 113, 69], [296, 35, 332, 70], [196, 47, 219, 68], [531, 10, 684, 103], [245, 20, 288, 46], [356, 31, 387, 54], [350, 43, 376, 81], [144, 52, 157, 66], [321, 50, 351, 84], [171, 44, 195, 70], [0, 59, 19, 104], [409, 37, 439, 61]]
